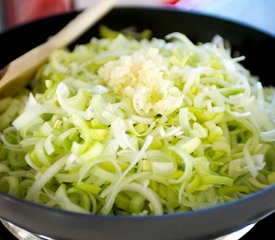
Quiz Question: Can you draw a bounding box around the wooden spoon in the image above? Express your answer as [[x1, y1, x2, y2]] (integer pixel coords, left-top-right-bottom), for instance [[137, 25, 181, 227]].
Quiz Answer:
[[0, 0, 117, 98]]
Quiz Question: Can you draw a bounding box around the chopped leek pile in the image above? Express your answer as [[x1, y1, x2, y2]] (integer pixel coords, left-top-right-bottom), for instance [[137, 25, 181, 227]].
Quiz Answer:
[[0, 29, 275, 215]]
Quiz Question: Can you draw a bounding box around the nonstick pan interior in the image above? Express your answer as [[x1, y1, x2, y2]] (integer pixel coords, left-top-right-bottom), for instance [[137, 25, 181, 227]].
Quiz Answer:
[[0, 7, 275, 240]]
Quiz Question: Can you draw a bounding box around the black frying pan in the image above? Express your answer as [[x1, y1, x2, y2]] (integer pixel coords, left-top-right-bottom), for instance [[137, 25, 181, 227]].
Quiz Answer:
[[0, 7, 275, 240]]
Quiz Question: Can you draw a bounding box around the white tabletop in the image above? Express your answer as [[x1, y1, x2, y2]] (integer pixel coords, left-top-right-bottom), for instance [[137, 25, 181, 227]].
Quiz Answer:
[[195, 0, 275, 36]]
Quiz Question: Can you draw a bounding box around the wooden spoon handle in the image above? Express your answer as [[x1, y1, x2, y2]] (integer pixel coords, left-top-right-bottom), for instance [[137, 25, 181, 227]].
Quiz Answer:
[[48, 0, 117, 49], [0, 0, 116, 98]]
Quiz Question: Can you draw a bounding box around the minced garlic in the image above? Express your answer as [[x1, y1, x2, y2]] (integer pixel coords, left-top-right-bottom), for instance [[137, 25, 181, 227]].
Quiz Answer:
[[98, 48, 184, 116]]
